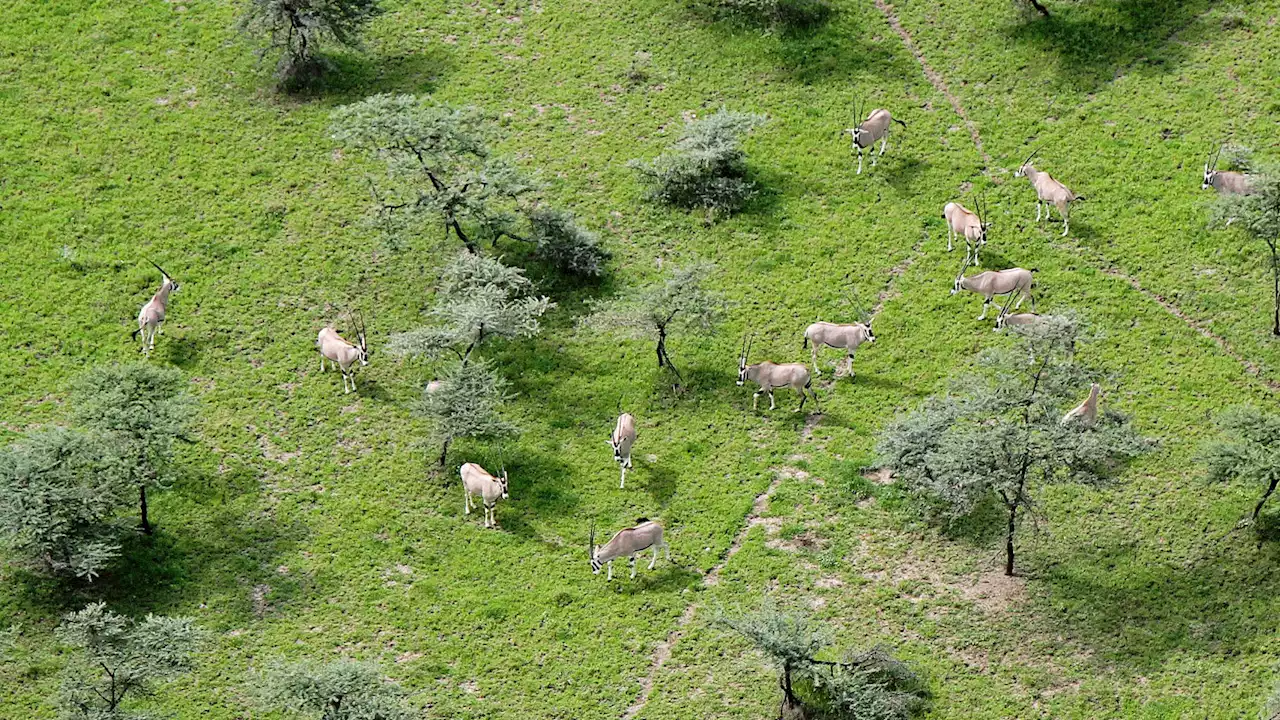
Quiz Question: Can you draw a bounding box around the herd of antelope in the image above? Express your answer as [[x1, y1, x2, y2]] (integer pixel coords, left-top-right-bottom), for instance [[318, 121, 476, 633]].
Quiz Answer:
[[125, 102, 1255, 580]]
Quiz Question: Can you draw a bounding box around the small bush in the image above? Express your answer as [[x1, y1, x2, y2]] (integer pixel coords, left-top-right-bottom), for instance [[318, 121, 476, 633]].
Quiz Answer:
[[527, 207, 610, 277], [693, 0, 832, 28], [629, 108, 766, 218]]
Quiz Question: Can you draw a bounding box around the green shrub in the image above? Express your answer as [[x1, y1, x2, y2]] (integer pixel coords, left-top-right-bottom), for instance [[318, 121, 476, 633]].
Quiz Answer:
[[629, 109, 766, 218]]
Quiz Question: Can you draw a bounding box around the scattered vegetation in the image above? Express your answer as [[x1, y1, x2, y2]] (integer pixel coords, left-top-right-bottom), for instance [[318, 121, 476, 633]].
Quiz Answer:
[[1210, 165, 1280, 335], [237, 0, 384, 89], [1203, 406, 1280, 525], [252, 658, 417, 720]]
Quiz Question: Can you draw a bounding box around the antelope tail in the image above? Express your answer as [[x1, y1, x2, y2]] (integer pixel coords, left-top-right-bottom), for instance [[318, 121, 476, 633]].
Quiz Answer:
[[131, 327, 141, 340], [893, 118, 908, 129], [1073, 195, 1086, 202]]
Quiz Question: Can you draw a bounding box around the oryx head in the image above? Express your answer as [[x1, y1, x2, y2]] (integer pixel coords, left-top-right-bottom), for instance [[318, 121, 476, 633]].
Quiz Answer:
[[1203, 146, 1222, 190], [1014, 147, 1041, 178], [589, 520, 601, 573], [975, 192, 992, 244], [150, 260, 180, 293], [848, 98, 869, 145], [735, 335, 753, 386], [950, 254, 970, 296], [862, 321, 876, 344], [498, 465, 509, 499], [350, 312, 370, 366]]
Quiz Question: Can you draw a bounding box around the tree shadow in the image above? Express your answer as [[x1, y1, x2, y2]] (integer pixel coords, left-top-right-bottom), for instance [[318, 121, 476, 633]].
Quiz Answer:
[[276, 46, 454, 103], [608, 564, 704, 594], [639, 459, 679, 509], [882, 157, 931, 195]]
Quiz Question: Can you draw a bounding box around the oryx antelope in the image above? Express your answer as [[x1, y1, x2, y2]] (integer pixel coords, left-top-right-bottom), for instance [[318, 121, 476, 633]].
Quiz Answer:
[[316, 313, 369, 394], [1060, 383, 1101, 427], [589, 519, 669, 580], [942, 195, 991, 265], [846, 102, 907, 175], [736, 336, 819, 413], [609, 413, 636, 489], [426, 379, 444, 394], [1203, 147, 1255, 195], [460, 462, 510, 529], [995, 312, 1042, 330], [1015, 149, 1082, 237], [951, 261, 1035, 321], [802, 321, 875, 378], [132, 261, 180, 356]]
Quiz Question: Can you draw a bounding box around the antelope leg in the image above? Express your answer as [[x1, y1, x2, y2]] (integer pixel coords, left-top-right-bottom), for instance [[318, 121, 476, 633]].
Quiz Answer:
[[464, 491, 471, 515], [664, 542, 671, 561], [1061, 218, 1069, 237], [768, 390, 776, 410], [978, 300, 990, 320], [607, 561, 613, 581], [878, 136, 887, 156], [649, 545, 658, 569], [619, 466, 626, 489], [1035, 202, 1042, 222], [752, 392, 760, 410], [811, 346, 820, 376], [1013, 294, 1025, 311], [629, 555, 637, 579]]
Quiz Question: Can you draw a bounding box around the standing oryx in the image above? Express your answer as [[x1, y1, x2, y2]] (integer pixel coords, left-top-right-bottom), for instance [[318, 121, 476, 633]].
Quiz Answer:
[[951, 259, 1035, 321], [589, 519, 669, 580], [609, 413, 636, 489], [1015, 149, 1083, 237], [943, 194, 991, 265], [1203, 146, 1255, 195], [460, 462, 510, 529], [1061, 383, 1101, 427], [845, 101, 907, 174], [316, 313, 369, 395], [737, 336, 819, 413], [132, 261, 180, 357], [803, 321, 875, 378]]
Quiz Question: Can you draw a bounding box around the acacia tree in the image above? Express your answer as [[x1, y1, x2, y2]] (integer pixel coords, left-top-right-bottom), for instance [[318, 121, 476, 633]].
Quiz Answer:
[[1210, 164, 1280, 336], [579, 261, 723, 384], [388, 252, 550, 465], [718, 599, 927, 720], [1202, 406, 1280, 525], [330, 93, 609, 276], [0, 428, 132, 581], [238, 0, 384, 89], [55, 602, 205, 720], [252, 658, 416, 720], [877, 316, 1149, 576], [72, 363, 197, 535]]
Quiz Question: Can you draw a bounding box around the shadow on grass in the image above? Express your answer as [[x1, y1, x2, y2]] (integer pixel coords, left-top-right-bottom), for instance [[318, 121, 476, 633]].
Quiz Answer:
[[609, 564, 704, 594], [273, 47, 453, 104], [640, 460, 680, 509]]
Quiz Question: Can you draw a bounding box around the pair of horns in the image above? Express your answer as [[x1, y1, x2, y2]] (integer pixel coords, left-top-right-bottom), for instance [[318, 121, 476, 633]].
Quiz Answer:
[[739, 334, 754, 361], [1207, 145, 1223, 171]]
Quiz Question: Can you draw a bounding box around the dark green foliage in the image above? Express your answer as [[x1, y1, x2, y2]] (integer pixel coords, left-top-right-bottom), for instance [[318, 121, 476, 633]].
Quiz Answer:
[[1202, 406, 1280, 524], [877, 316, 1150, 575], [0, 429, 132, 580], [252, 658, 416, 720], [692, 0, 833, 28], [718, 599, 927, 720], [55, 602, 205, 720], [238, 0, 384, 89], [72, 363, 197, 535], [414, 358, 517, 467], [1209, 163, 1280, 335], [629, 109, 766, 218], [331, 94, 609, 276]]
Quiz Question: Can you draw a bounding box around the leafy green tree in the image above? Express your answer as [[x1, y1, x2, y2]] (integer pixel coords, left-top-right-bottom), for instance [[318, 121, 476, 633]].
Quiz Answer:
[[330, 94, 609, 276], [877, 316, 1150, 576], [415, 358, 516, 467], [0, 429, 132, 581], [238, 0, 384, 89], [579, 261, 722, 383], [1203, 406, 1280, 525], [718, 598, 927, 720], [72, 363, 197, 535], [1209, 164, 1280, 336], [629, 108, 766, 219], [55, 602, 205, 720], [252, 658, 416, 720]]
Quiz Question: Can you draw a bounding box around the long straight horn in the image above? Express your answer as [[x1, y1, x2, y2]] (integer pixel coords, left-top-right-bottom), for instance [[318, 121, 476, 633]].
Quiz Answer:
[[588, 519, 596, 558], [1020, 147, 1042, 170], [149, 260, 171, 280]]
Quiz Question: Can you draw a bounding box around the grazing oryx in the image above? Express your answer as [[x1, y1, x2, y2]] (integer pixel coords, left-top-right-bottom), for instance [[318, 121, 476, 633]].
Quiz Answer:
[[316, 313, 369, 394], [1014, 149, 1083, 237], [736, 336, 819, 413], [426, 379, 444, 394], [1060, 383, 1101, 427], [803, 321, 875, 378], [942, 194, 991, 265], [845, 101, 907, 174], [132, 261, 180, 356], [995, 312, 1042, 330], [1203, 147, 1255, 195], [609, 413, 636, 489], [589, 519, 669, 580], [460, 462, 509, 529], [951, 259, 1035, 321]]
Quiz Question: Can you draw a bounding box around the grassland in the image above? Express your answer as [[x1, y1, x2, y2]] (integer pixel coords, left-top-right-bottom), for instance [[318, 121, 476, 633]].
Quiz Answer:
[[2, 0, 1279, 717]]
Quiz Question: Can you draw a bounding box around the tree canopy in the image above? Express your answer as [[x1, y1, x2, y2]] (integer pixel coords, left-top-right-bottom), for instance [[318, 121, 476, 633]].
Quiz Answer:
[[238, 0, 384, 89], [252, 658, 417, 720]]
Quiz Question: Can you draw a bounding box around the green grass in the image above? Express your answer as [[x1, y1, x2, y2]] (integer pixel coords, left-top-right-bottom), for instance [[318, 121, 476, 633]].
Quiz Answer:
[[2, 0, 1280, 717]]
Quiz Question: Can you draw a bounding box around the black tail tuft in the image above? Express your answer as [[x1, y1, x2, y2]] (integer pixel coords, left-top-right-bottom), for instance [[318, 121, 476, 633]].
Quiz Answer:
[[130, 327, 141, 340], [802, 335, 809, 350], [1073, 195, 1086, 202], [893, 118, 908, 129], [636, 516, 649, 524]]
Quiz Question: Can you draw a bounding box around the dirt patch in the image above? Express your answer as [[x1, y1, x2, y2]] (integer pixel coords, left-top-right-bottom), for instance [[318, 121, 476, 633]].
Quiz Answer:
[[863, 467, 895, 485], [958, 570, 1028, 613]]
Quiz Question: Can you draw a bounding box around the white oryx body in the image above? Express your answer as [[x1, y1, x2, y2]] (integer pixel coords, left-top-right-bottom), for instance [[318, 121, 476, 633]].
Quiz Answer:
[[1015, 151, 1081, 237], [1203, 146, 1256, 195], [460, 462, 509, 529], [317, 320, 368, 395], [846, 107, 907, 174], [591, 520, 669, 580], [952, 267, 1035, 320], [132, 262, 179, 356], [737, 336, 818, 412], [1061, 383, 1101, 427], [610, 413, 636, 489], [803, 321, 875, 378], [942, 201, 989, 265]]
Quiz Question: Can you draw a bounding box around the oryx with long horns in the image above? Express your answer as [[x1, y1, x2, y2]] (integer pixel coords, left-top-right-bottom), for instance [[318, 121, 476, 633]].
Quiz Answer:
[[736, 336, 819, 412], [132, 261, 180, 357], [316, 312, 369, 395], [460, 462, 509, 529], [1203, 146, 1255, 195], [802, 320, 875, 378], [951, 255, 1035, 321], [943, 193, 992, 266], [845, 100, 907, 175], [589, 518, 669, 580], [1015, 148, 1083, 237], [609, 412, 636, 489]]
